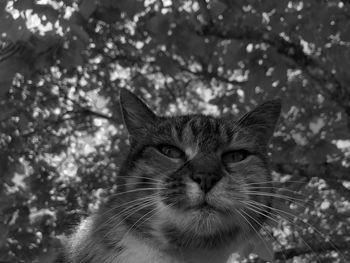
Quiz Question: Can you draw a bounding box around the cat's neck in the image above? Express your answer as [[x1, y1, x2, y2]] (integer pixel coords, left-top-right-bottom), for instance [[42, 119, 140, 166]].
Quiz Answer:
[[68, 216, 238, 263], [88, 204, 246, 263], [116, 232, 236, 263]]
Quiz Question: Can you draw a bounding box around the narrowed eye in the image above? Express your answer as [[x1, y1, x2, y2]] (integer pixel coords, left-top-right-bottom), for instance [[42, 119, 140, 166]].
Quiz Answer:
[[157, 145, 184, 159], [222, 150, 249, 164]]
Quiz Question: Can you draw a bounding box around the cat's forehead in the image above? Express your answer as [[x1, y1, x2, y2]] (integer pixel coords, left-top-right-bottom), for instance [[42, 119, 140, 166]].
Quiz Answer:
[[152, 114, 248, 152], [175, 115, 229, 140]]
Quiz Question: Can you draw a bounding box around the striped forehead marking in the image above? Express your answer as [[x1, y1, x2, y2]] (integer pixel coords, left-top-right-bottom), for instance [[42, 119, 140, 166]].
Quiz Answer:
[[181, 119, 194, 145], [156, 115, 254, 154], [178, 116, 226, 152]]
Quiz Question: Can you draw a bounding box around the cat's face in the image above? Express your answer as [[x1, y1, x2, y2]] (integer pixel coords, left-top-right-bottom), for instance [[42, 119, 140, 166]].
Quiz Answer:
[[115, 89, 281, 250]]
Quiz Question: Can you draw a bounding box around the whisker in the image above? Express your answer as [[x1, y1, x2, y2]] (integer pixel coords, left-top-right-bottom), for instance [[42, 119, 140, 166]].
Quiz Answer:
[[242, 185, 307, 197], [235, 209, 274, 261], [108, 195, 159, 212], [241, 201, 321, 262], [118, 176, 164, 183], [244, 199, 347, 261], [91, 196, 159, 235], [122, 201, 177, 244], [114, 182, 162, 188], [108, 187, 167, 198], [240, 191, 307, 206], [122, 204, 160, 237], [242, 180, 307, 186], [110, 197, 159, 221], [239, 209, 281, 261], [103, 200, 158, 239], [92, 195, 158, 224]]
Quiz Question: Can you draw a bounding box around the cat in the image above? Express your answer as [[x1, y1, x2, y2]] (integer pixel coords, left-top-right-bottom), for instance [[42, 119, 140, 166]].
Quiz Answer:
[[56, 89, 281, 263]]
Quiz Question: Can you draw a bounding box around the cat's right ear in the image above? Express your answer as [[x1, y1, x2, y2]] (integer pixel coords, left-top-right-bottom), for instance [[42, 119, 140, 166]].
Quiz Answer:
[[119, 89, 156, 137], [235, 99, 281, 145]]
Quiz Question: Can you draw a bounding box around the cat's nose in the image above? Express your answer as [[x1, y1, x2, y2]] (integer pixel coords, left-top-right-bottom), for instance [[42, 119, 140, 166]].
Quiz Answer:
[[190, 172, 223, 193]]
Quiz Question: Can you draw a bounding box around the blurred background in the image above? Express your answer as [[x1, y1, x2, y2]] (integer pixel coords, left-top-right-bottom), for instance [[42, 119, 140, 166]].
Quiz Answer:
[[0, 0, 350, 262]]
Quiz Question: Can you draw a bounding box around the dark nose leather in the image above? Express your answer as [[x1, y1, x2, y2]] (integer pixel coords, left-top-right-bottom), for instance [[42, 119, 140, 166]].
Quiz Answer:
[[189, 155, 222, 193], [190, 172, 222, 193]]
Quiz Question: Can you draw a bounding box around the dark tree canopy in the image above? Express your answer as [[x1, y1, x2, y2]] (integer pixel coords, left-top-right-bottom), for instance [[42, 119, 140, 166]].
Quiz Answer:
[[0, 0, 349, 262]]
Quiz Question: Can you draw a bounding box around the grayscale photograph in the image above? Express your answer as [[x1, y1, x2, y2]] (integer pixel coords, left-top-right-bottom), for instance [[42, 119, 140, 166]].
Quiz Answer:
[[0, 0, 349, 262]]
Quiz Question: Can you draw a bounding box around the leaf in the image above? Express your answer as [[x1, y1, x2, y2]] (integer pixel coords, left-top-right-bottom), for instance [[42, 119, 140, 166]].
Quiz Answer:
[[118, 0, 144, 18], [240, 236, 274, 261], [13, 0, 34, 10], [0, 57, 30, 84], [14, 162, 26, 175], [147, 13, 170, 35], [0, 15, 31, 42], [156, 54, 179, 76], [306, 139, 341, 162], [0, 222, 9, 246], [250, 236, 275, 261], [101, 0, 143, 18], [243, 13, 261, 27], [341, 23, 350, 42], [79, 0, 97, 19], [70, 24, 90, 44], [171, 22, 207, 58], [60, 50, 81, 69], [333, 127, 350, 140], [0, 80, 12, 100], [32, 4, 60, 24], [223, 40, 243, 68], [210, 0, 227, 17], [241, 242, 255, 258], [0, 12, 12, 33], [60, 40, 85, 70]]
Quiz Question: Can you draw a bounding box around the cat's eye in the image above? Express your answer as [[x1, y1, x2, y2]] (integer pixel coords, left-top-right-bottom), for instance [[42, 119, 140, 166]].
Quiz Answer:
[[157, 145, 184, 159], [222, 150, 249, 164]]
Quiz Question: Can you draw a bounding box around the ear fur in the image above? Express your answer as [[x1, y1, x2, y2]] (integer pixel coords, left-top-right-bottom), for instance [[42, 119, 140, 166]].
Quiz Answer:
[[119, 89, 156, 137], [236, 100, 281, 144]]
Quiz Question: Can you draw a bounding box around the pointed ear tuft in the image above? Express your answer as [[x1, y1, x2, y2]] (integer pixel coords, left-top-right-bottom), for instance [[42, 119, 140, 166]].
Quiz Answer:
[[236, 99, 281, 144], [119, 89, 156, 137]]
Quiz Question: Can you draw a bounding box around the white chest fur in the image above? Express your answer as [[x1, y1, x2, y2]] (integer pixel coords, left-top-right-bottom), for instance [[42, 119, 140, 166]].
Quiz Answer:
[[67, 218, 254, 263], [118, 235, 183, 263], [118, 234, 241, 263]]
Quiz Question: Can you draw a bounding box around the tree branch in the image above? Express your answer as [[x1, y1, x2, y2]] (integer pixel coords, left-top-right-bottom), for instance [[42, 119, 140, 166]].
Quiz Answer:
[[246, 240, 350, 262], [179, 64, 245, 86], [274, 240, 350, 260], [273, 162, 350, 200], [199, 23, 350, 128], [78, 108, 114, 122], [197, 0, 213, 27], [20, 108, 114, 138]]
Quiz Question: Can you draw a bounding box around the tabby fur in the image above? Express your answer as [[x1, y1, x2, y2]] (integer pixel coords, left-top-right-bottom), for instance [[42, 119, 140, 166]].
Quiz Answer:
[[57, 89, 281, 263]]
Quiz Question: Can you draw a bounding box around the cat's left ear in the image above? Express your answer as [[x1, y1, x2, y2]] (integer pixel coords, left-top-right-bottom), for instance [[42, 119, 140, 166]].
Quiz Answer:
[[119, 89, 157, 137], [236, 100, 281, 144]]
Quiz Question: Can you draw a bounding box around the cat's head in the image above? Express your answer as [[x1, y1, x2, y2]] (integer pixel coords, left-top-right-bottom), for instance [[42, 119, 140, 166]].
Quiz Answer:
[[115, 89, 281, 250]]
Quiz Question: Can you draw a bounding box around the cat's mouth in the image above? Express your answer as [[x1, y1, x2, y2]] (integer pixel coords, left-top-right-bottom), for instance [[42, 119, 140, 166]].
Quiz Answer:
[[192, 200, 215, 210], [188, 197, 230, 214]]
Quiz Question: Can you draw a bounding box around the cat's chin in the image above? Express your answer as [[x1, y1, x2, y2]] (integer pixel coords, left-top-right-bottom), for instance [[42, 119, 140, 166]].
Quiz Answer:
[[157, 207, 243, 250], [158, 201, 237, 233], [191, 201, 216, 211], [186, 192, 239, 215]]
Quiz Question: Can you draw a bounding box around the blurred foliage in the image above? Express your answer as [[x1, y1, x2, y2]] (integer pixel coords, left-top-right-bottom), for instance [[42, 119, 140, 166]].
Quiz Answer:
[[0, 0, 350, 262]]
